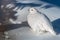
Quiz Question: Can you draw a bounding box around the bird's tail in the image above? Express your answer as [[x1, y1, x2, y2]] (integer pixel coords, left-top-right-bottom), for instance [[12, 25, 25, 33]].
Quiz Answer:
[[48, 28, 56, 35]]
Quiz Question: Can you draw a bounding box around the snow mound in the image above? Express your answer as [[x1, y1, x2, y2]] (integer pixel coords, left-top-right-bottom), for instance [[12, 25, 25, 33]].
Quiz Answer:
[[8, 27, 60, 40]]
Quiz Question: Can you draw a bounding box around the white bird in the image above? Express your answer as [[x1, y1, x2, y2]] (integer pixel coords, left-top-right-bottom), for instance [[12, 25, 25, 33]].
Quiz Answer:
[[27, 8, 56, 35]]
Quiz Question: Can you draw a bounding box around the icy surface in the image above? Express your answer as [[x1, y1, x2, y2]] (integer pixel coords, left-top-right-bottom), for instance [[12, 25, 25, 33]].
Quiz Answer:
[[8, 27, 60, 40]]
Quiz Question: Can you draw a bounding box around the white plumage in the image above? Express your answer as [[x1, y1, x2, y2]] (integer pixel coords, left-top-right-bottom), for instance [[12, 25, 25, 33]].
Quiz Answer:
[[27, 8, 56, 35]]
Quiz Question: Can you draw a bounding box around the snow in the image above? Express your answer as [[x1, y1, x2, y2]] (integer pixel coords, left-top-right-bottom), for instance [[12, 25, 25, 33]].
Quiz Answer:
[[16, 0, 40, 3], [36, 7, 60, 21], [1, 5, 4, 9], [9, 19, 22, 24], [9, 7, 30, 24], [8, 27, 60, 40], [6, 4, 15, 8]]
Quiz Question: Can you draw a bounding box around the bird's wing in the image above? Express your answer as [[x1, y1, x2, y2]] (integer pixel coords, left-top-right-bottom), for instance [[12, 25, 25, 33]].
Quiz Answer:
[[38, 14, 53, 30]]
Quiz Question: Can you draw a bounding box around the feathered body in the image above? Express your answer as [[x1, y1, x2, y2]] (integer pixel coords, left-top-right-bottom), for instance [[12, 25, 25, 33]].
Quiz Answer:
[[27, 8, 56, 35]]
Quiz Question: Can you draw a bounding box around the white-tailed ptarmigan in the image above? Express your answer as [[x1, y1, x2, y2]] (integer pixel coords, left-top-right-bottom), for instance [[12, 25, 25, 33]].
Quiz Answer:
[[27, 8, 56, 35]]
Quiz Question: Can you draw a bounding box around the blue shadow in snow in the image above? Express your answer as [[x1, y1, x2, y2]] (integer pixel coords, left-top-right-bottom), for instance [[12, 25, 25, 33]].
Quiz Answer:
[[14, 2, 54, 10], [15, 3, 43, 10], [7, 21, 29, 31], [40, 0, 60, 7], [41, 4, 54, 9], [52, 18, 60, 34]]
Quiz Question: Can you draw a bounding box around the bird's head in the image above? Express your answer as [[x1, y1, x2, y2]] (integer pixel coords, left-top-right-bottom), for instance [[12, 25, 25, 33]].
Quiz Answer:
[[28, 8, 37, 14]]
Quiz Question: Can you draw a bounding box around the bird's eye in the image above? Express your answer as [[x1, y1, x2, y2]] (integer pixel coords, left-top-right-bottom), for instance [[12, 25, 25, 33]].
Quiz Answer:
[[31, 9, 33, 11]]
